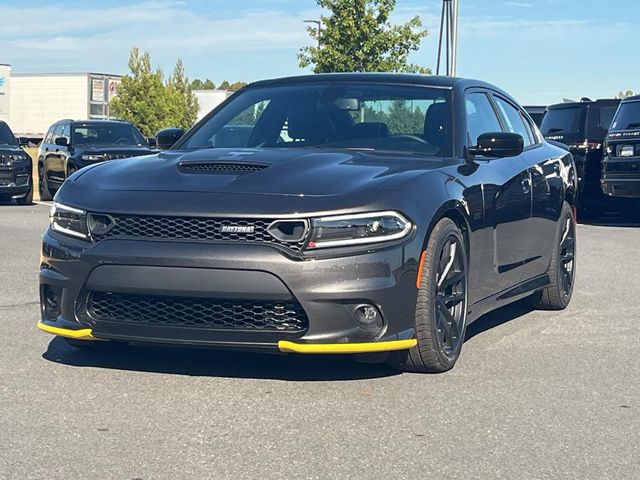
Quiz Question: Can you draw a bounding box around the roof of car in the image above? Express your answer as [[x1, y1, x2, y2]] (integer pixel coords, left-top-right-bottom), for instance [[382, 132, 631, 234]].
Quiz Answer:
[[621, 95, 640, 103], [247, 73, 498, 91], [70, 119, 132, 125], [547, 98, 620, 109]]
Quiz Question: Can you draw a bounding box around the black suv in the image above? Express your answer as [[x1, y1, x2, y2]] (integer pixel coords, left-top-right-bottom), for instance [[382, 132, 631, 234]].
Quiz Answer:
[[540, 98, 619, 215], [602, 95, 640, 209], [524, 105, 546, 127], [0, 121, 32, 205], [38, 119, 157, 200]]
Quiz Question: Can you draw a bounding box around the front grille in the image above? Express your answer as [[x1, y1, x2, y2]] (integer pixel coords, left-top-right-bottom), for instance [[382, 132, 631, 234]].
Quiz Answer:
[[91, 215, 307, 252], [88, 291, 309, 332], [179, 162, 268, 174]]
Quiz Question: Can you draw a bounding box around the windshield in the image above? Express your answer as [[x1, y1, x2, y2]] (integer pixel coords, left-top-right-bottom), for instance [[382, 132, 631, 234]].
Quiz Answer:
[[181, 83, 453, 156], [610, 101, 640, 131], [0, 122, 18, 146], [540, 106, 585, 137], [72, 123, 147, 147]]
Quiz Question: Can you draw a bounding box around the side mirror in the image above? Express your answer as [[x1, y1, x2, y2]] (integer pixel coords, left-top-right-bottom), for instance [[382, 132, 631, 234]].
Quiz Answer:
[[17, 137, 29, 147], [147, 137, 157, 148], [467, 132, 524, 159], [156, 128, 185, 150], [54, 137, 69, 147]]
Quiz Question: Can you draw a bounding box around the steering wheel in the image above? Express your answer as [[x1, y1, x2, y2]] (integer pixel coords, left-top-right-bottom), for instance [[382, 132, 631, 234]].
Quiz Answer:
[[114, 137, 130, 145], [388, 134, 428, 144]]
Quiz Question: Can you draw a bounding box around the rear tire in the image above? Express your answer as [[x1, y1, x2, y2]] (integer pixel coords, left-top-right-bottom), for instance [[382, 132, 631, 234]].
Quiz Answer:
[[388, 217, 468, 373], [531, 202, 576, 310], [38, 164, 53, 201]]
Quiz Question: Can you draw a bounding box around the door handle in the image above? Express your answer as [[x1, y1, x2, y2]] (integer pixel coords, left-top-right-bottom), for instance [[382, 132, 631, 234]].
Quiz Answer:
[[521, 177, 531, 194]]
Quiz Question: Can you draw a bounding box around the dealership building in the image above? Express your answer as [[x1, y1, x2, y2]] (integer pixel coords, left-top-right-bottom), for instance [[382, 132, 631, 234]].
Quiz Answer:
[[0, 64, 230, 141]]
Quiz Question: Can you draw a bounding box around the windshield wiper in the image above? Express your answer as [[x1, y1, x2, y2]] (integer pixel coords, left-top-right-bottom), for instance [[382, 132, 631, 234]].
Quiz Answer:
[[547, 128, 564, 133], [625, 122, 640, 129]]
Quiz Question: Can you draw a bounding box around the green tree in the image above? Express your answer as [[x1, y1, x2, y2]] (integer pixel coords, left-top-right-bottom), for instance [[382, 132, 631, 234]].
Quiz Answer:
[[110, 49, 200, 136], [617, 89, 637, 99], [386, 100, 424, 134], [298, 0, 429, 73], [109, 48, 172, 137], [218, 80, 231, 90], [228, 81, 248, 91], [167, 59, 199, 130], [191, 78, 216, 89]]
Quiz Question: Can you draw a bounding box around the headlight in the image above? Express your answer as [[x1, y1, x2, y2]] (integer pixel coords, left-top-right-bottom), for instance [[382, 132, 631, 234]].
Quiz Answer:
[[81, 154, 105, 161], [307, 211, 412, 249], [0, 153, 30, 166], [49, 202, 89, 239]]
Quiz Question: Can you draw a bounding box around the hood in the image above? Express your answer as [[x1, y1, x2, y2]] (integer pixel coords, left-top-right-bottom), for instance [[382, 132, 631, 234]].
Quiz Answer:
[[74, 148, 443, 197], [0, 145, 25, 155], [73, 145, 157, 157]]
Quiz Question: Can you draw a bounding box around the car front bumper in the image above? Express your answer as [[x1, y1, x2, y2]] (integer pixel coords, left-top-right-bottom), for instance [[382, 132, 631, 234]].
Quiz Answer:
[[38, 230, 420, 353], [0, 167, 31, 196]]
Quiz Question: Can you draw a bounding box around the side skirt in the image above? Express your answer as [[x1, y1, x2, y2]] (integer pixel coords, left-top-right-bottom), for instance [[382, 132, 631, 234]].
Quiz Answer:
[[467, 274, 550, 323]]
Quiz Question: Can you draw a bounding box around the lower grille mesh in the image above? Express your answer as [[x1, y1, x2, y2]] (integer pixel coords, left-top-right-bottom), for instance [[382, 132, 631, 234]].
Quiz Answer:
[[88, 291, 308, 332]]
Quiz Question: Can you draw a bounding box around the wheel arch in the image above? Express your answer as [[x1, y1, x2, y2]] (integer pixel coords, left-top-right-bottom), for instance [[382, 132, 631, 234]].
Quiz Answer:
[[422, 200, 471, 258]]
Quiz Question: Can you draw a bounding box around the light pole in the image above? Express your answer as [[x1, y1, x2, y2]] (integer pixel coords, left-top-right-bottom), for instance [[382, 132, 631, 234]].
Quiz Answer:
[[436, 0, 459, 76], [303, 19, 322, 49]]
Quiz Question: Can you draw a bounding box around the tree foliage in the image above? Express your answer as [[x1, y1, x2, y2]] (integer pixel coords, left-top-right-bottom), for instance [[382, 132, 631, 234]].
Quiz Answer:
[[191, 78, 216, 89], [191, 79, 247, 91], [298, 0, 429, 74], [109, 48, 199, 137], [617, 89, 637, 99], [167, 59, 199, 130]]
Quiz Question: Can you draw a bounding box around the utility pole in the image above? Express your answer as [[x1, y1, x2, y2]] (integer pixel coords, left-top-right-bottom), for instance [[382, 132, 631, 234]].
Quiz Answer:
[[303, 19, 322, 49], [436, 0, 459, 76]]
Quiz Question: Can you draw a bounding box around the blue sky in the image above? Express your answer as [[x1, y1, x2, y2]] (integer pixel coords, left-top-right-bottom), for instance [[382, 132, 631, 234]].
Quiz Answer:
[[1, 0, 638, 104]]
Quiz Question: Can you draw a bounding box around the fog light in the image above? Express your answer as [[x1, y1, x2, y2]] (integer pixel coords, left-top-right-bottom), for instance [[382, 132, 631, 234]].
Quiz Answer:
[[354, 304, 383, 329], [41, 285, 62, 321]]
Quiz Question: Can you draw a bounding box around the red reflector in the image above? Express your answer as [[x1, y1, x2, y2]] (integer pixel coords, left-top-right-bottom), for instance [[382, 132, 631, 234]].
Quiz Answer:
[[416, 250, 427, 289]]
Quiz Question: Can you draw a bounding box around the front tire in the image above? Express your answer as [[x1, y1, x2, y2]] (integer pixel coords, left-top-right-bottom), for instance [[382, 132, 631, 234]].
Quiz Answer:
[[388, 217, 468, 373], [16, 183, 33, 205], [38, 164, 53, 201], [531, 202, 576, 310]]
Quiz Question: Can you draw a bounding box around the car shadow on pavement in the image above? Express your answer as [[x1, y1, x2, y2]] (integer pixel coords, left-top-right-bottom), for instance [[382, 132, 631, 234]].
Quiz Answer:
[[464, 298, 534, 343], [42, 336, 401, 381]]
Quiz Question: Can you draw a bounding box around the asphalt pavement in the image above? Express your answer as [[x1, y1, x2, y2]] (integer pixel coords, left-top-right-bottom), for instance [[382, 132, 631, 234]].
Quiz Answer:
[[0, 202, 638, 479]]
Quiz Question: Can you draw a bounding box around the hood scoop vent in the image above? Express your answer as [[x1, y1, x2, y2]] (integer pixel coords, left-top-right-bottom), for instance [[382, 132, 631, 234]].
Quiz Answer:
[[178, 161, 269, 175]]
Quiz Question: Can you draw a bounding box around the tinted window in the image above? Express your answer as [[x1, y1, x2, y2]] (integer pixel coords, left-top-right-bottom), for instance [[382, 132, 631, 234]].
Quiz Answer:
[[62, 123, 70, 142], [72, 123, 146, 146], [493, 96, 532, 147], [540, 107, 585, 138], [52, 124, 64, 142], [465, 92, 502, 145], [610, 101, 640, 131], [44, 127, 54, 144], [182, 84, 453, 157], [0, 122, 17, 146]]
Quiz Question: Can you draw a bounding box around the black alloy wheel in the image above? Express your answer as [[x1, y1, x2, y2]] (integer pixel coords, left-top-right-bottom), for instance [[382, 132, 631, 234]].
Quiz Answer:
[[558, 214, 576, 299], [531, 202, 576, 310], [434, 235, 467, 358], [388, 217, 468, 373]]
